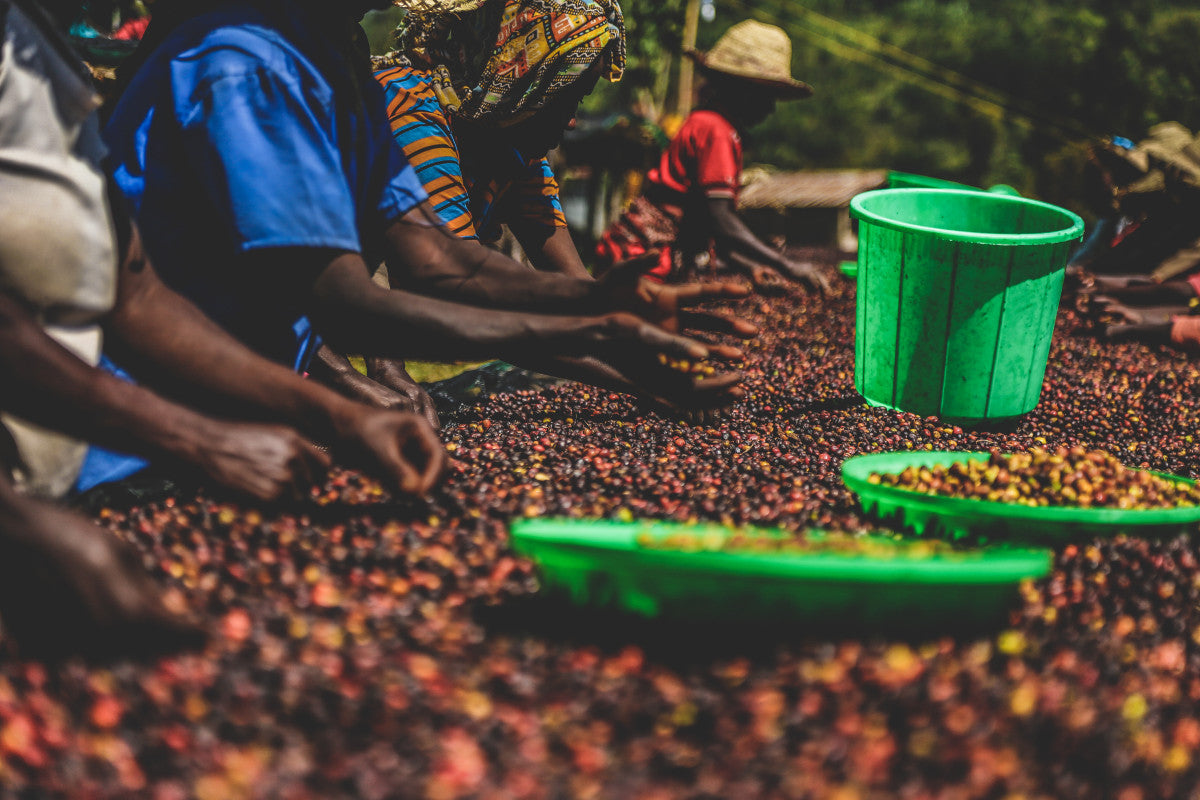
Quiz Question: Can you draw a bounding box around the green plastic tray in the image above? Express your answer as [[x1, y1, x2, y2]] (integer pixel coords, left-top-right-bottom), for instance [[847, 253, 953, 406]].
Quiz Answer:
[[839, 260, 858, 277], [843, 451, 1200, 542], [510, 518, 1050, 626]]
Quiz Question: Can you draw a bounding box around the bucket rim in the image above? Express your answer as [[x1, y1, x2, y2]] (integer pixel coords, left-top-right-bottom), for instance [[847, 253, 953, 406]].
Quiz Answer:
[[850, 188, 1085, 246]]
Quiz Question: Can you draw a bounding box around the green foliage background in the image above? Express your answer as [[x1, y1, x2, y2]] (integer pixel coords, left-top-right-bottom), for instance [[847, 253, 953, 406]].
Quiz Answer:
[[364, 1, 1200, 217]]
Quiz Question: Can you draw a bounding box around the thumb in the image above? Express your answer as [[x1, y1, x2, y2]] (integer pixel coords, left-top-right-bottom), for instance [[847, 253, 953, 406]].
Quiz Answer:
[[380, 436, 423, 495]]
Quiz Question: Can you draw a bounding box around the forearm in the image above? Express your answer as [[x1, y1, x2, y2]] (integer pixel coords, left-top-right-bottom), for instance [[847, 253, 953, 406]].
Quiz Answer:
[[513, 223, 593, 280], [0, 293, 220, 463], [385, 209, 603, 312], [105, 247, 361, 444], [311, 255, 610, 361], [709, 200, 790, 272]]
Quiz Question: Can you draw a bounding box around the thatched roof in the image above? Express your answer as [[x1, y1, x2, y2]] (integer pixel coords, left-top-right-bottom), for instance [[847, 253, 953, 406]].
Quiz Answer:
[[739, 169, 888, 210]]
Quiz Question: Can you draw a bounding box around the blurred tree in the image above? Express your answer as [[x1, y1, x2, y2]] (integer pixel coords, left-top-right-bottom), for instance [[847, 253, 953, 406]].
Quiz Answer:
[[584, 0, 686, 123], [361, 7, 405, 56], [597, 0, 1200, 219], [357, 1, 1200, 222]]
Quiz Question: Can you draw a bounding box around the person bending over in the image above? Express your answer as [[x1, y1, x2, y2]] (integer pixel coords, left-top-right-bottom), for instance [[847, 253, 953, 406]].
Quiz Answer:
[[597, 20, 828, 293], [0, 0, 441, 656], [102, 0, 749, 446], [306, 0, 756, 421]]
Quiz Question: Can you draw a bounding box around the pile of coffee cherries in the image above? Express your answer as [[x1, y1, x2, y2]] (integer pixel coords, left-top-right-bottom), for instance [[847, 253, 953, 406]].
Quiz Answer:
[[3, 249, 1200, 798], [872, 447, 1200, 509], [636, 529, 959, 558]]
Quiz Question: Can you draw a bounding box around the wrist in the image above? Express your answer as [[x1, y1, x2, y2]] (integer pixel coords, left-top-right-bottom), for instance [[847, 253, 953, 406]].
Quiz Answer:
[[576, 278, 613, 314], [364, 355, 407, 378], [146, 406, 228, 466], [310, 352, 363, 385], [324, 395, 367, 445]]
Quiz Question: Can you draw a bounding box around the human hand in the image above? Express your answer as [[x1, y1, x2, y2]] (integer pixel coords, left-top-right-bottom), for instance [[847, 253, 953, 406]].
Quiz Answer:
[[619, 360, 745, 416], [1092, 299, 1183, 326], [310, 348, 438, 427], [600, 253, 757, 356], [557, 312, 746, 410], [747, 263, 791, 295], [776, 258, 832, 294], [0, 495, 205, 659], [545, 354, 745, 419], [726, 249, 829, 296], [532, 311, 746, 410], [192, 421, 331, 502], [333, 407, 446, 496], [1091, 274, 1155, 294], [365, 357, 441, 430]]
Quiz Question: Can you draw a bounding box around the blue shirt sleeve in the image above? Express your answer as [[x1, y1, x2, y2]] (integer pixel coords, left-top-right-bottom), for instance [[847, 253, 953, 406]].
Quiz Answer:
[[172, 49, 362, 253]]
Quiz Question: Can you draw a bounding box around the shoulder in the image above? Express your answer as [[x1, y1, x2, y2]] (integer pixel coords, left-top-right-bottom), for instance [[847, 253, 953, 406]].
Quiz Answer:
[[684, 109, 738, 140], [162, 21, 334, 125], [174, 23, 313, 87]]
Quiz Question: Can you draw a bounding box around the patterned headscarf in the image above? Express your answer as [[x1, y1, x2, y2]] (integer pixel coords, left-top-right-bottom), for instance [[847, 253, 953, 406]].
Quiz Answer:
[[389, 0, 625, 126]]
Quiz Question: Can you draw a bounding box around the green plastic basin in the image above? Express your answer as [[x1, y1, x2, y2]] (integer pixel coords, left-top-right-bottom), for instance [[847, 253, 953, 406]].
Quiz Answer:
[[851, 189, 1084, 425], [510, 518, 1051, 628], [843, 451, 1200, 542]]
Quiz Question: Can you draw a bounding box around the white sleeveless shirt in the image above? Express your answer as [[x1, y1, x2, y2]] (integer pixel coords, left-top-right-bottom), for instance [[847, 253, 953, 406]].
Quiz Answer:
[[0, 0, 118, 497]]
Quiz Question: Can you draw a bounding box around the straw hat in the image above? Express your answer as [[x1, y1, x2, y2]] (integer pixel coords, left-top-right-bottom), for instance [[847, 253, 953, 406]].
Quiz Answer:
[[686, 19, 812, 99]]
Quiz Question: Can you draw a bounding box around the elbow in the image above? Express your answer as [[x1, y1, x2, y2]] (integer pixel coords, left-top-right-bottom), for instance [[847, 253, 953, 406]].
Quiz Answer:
[[0, 294, 47, 353]]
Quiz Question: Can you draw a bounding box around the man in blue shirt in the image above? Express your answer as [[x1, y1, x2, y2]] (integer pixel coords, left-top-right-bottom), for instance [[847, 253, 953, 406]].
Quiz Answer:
[[101, 0, 751, 459], [0, 0, 446, 657]]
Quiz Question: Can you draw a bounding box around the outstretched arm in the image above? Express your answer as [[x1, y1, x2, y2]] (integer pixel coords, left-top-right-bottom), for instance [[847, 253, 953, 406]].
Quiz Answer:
[[102, 226, 444, 496], [308, 249, 752, 411], [0, 291, 335, 501], [385, 206, 757, 340], [707, 197, 829, 293], [383, 205, 604, 311], [308, 248, 712, 363]]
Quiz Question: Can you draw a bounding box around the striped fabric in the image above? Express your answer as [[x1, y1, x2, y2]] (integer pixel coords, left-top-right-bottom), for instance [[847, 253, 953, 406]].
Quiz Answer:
[[375, 63, 568, 243], [392, 0, 624, 126]]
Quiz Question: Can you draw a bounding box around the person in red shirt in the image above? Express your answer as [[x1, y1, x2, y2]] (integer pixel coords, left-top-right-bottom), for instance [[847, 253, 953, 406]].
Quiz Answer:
[[597, 20, 827, 292], [112, 13, 149, 40]]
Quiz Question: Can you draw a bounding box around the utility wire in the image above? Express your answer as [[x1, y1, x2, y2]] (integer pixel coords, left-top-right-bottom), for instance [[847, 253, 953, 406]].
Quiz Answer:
[[725, 0, 1097, 145]]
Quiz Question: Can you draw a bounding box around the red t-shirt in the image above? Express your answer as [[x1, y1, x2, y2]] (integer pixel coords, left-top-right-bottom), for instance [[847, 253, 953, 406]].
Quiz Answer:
[[647, 108, 743, 202], [112, 16, 151, 41], [597, 108, 743, 280]]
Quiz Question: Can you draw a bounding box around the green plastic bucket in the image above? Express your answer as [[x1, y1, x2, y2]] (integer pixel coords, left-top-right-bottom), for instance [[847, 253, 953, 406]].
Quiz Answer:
[[850, 188, 1084, 425], [887, 171, 1021, 197], [888, 171, 974, 191]]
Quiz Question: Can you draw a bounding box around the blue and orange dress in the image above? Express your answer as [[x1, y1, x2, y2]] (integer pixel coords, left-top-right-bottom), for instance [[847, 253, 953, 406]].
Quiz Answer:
[[374, 62, 568, 245]]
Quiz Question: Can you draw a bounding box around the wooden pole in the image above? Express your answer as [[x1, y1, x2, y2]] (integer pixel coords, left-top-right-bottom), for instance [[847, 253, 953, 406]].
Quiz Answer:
[[676, 0, 701, 117]]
